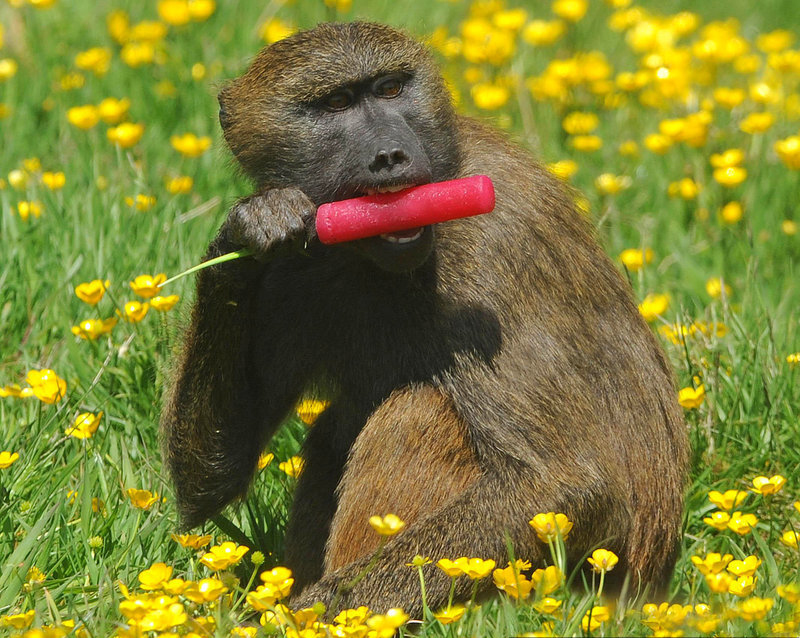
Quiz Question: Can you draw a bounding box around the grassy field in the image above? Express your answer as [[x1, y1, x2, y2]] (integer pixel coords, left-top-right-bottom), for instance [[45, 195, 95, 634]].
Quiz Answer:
[[1, 0, 800, 635]]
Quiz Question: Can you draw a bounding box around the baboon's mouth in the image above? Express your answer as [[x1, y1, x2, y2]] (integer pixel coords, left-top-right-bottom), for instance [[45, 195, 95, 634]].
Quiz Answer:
[[379, 227, 424, 244]]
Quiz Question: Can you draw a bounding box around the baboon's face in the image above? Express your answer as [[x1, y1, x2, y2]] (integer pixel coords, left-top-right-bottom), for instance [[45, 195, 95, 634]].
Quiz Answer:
[[218, 23, 461, 272]]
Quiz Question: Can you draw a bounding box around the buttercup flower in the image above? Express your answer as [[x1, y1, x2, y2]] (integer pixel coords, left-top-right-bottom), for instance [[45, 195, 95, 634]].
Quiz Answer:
[[721, 201, 744, 224], [552, 0, 588, 22], [296, 398, 330, 425], [461, 557, 496, 579], [493, 563, 533, 599], [26, 369, 67, 403], [200, 541, 249, 570], [75, 279, 110, 305], [71, 318, 118, 340], [531, 565, 563, 595], [433, 605, 466, 624], [98, 97, 131, 124], [638, 293, 669, 322], [751, 474, 786, 495], [65, 411, 103, 439], [529, 512, 573, 542], [774, 136, 800, 169], [728, 575, 756, 597], [437, 557, 467, 578], [678, 385, 705, 409], [107, 122, 144, 148], [138, 563, 173, 590], [127, 488, 159, 510], [619, 248, 654, 271], [0, 451, 20, 469], [129, 273, 166, 298], [708, 489, 748, 510], [727, 511, 758, 535], [120, 301, 149, 322], [780, 530, 799, 550], [170, 132, 212, 157], [182, 577, 228, 603], [67, 104, 100, 129], [366, 608, 409, 633], [149, 295, 180, 311], [171, 533, 212, 549], [369, 513, 406, 537], [727, 555, 762, 577], [42, 171, 65, 189], [278, 456, 304, 478], [581, 605, 610, 632], [587, 548, 619, 573], [703, 510, 730, 530], [691, 552, 732, 575]]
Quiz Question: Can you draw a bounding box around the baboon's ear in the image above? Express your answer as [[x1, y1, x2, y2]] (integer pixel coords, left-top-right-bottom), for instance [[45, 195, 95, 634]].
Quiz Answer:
[[217, 86, 231, 131]]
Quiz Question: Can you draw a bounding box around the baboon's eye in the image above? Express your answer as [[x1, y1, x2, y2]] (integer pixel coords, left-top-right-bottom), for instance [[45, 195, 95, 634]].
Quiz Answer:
[[324, 89, 354, 111], [374, 76, 404, 99]]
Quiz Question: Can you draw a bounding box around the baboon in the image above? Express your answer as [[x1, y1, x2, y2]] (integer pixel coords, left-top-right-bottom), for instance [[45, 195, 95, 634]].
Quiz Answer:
[[161, 21, 688, 616]]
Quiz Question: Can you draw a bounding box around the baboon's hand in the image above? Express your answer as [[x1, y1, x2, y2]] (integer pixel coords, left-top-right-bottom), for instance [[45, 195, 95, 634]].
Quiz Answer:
[[220, 187, 316, 258]]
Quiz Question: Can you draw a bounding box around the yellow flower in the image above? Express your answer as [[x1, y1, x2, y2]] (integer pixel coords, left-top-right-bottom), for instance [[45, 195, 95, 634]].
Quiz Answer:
[[641, 602, 693, 631], [120, 41, 156, 67], [366, 608, 409, 633], [562, 111, 599, 135], [531, 565, 563, 595], [26, 368, 67, 404], [751, 474, 786, 495], [65, 411, 103, 439], [15, 200, 43, 221], [296, 398, 330, 425], [0, 451, 20, 469], [757, 29, 795, 53], [727, 555, 762, 577], [783, 220, 798, 235], [437, 557, 467, 578], [75, 279, 110, 305], [775, 136, 800, 169], [139, 562, 173, 590], [433, 605, 466, 624], [98, 97, 131, 124], [529, 512, 573, 542], [587, 548, 618, 573], [158, 0, 191, 26], [171, 533, 212, 549], [71, 317, 118, 340], [619, 248, 653, 271], [678, 385, 705, 409], [471, 83, 510, 110], [727, 511, 758, 535], [492, 564, 533, 599], [703, 510, 730, 530], [8, 169, 30, 190], [638, 293, 669, 322], [691, 552, 732, 575], [125, 194, 157, 211], [712, 86, 745, 109], [200, 541, 249, 570], [129, 274, 166, 299], [74, 47, 111, 75], [127, 488, 159, 510], [0, 610, 35, 629], [644, 133, 673, 154], [720, 201, 744, 224], [546, 159, 578, 180], [738, 597, 774, 621], [246, 584, 279, 611], [166, 175, 193, 194], [0, 57, 18, 81], [260, 18, 296, 44], [188, 0, 216, 21], [581, 605, 610, 632], [780, 530, 799, 550], [461, 557, 496, 579], [522, 19, 566, 47], [182, 577, 228, 603], [713, 166, 747, 187], [368, 513, 406, 537], [278, 456, 304, 478], [777, 582, 800, 602], [708, 489, 747, 510], [667, 177, 700, 199], [706, 277, 732, 299], [595, 173, 631, 195], [569, 134, 603, 152], [149, 295, 180, 312], [704, 570, 732, 593], [728, 575, 756, 597], [170, 132, 212, 157], [107, 122, 144, 149], [42, 171, 66, 190], [120, 301, 149, 323], [67, 104, 100, 130], [740, 112, 774, 134], [533, 597, 562, 614], [257, 452, 274, 470], [552, 0, 588, 22]]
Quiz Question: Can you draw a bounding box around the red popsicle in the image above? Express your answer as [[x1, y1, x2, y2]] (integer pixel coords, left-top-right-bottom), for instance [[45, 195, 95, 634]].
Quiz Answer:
[[315, 175, 495, 245]]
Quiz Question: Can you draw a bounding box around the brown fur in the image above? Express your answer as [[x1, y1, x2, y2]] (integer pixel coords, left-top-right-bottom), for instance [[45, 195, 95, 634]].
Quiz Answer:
[[161, 22, 688, 617]]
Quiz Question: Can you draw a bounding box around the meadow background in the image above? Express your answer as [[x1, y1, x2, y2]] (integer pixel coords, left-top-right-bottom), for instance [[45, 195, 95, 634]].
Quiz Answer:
[[1, 0, 799, 635]]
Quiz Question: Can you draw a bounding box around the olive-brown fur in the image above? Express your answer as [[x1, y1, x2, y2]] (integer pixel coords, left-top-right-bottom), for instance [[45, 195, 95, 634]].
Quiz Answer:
[[161, 21, 688, 617]]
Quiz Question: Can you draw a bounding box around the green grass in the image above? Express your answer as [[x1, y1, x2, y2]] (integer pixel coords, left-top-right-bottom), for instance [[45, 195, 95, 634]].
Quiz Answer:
[[1, 0, 799, 635]]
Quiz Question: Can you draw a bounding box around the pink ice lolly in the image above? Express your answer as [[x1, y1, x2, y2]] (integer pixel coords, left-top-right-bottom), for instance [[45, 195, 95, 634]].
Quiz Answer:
[[315, 175, 495, 245]]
